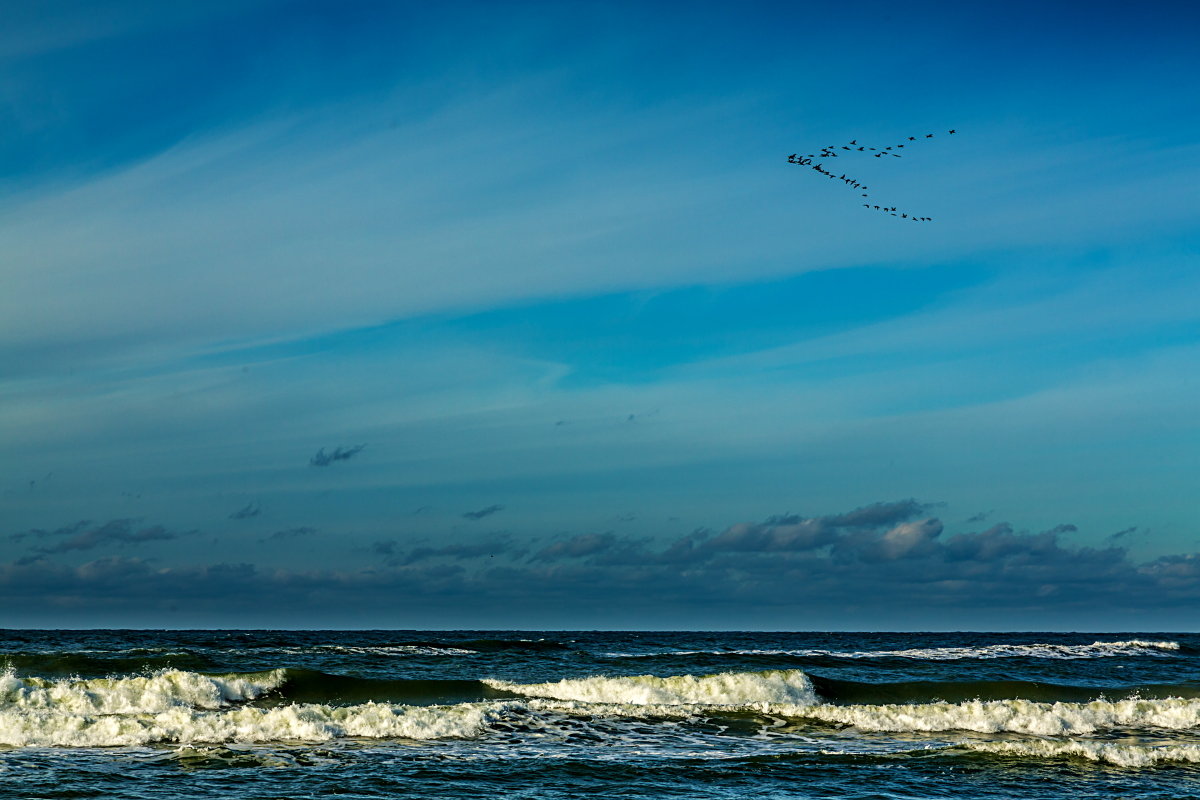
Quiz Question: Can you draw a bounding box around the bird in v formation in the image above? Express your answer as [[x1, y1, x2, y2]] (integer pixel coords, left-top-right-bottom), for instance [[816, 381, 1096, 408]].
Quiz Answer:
[[785, 129, 955, 222]]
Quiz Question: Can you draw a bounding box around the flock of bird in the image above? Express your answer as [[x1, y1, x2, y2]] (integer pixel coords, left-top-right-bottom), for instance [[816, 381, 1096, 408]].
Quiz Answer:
[[787, 129, 955, 221]]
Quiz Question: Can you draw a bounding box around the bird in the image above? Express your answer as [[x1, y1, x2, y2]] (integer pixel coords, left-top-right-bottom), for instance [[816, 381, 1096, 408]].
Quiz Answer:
[[908, 136, 916, 141], [925, 133, 934, 138], [849, 139, 857, 145], [948, 129, 956, 134]]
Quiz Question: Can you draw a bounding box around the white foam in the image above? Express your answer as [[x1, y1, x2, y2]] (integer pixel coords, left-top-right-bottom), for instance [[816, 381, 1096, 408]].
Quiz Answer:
[[486, 669, 818, 707], [793, 697, 1200, 736], [0, 669, 287, 714], [0, 700, 504, 748], [275, 645, 478, 656], [607, 640, 1181, 661], [964, 739, 1200, 768]]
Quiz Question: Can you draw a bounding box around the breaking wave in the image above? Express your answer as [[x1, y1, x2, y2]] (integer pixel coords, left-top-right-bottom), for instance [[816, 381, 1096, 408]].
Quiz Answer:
[[0, 669, 286, 714], [791, 697, 1200, 735], [963, 739, 1200, 768], [0, 700, 504, 748], [486, 669, 819, 706], [608, 640, 1182, 661], [4, 666, 1200, 751]]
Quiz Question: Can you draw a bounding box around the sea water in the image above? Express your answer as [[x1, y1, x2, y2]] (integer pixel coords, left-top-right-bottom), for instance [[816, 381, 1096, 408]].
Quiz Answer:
[[2, 630, 1199, 798]]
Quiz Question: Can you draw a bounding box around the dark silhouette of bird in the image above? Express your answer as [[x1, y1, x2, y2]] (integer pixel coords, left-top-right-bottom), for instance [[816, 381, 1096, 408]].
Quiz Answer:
[[786, 129, 953, 222]]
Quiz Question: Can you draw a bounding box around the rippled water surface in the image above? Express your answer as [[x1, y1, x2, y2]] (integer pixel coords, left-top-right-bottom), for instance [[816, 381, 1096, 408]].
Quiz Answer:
[[2, 630, 1199, 798]]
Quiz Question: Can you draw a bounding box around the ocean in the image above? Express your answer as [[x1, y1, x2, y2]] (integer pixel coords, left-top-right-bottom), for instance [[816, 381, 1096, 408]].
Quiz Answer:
[[2, 630, 1199, 798]]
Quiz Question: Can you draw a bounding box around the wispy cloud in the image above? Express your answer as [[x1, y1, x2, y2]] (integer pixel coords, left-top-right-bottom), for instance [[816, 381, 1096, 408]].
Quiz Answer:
[[310, 445, 365, 467], [229, 502, 261, 520], [462, 504, 503, 521], [21, 519, 190, 555], [1107, 526, 1139, 542]]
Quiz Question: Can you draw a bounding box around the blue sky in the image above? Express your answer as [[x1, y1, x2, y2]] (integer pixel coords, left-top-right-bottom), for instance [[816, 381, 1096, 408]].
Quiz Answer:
[[1, 0, 1198, 628]]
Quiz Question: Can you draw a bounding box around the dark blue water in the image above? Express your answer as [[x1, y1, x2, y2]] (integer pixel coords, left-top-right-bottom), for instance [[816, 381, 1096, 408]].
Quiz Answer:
[[3, 631, 1199, 798]]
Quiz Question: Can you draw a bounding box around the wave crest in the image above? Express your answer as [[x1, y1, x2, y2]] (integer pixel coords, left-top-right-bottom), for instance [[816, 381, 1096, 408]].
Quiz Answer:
[[0, 669, 286, 714], [795, 697, 1200, 735], [964, 739, 1200, 768], [0, 700, 503, 748], [609, 640, 1181, 661], [486, 669, 818, 707]]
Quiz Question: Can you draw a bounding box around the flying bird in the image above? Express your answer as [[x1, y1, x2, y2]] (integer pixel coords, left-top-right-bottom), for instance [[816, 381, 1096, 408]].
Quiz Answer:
[[785, 128, 954, 221]]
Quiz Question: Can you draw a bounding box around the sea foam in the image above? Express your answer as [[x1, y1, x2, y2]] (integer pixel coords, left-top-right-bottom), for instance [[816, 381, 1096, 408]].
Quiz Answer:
[[485, 669, 819, 707], [793, 697, 1200, 736], [0, 669, 286, 714], [0, 700, 502, 748], [6, 666, 1200, 749], [963, 739, 1200, 768], [608, 640, 1181, 661]]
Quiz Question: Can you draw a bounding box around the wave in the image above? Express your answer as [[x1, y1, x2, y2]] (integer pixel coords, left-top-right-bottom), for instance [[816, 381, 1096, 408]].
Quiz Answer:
[[226, 639, 569, 658], [808, 675, 1200, 705], [0, 669, 287, 714], [0, 668, 520, 712], [0, 651, 218, 678], [0, 699, 507, 748], [273, 645, 480, 657], [606, 640, 1182, 661], [485, 669, 819, 706], [272, 639, 569, 656], [489, 669, 1200, 736], [6, 666, 1200, 749], [962, 739, 1200, 768], [789, 697, 1200, 735]]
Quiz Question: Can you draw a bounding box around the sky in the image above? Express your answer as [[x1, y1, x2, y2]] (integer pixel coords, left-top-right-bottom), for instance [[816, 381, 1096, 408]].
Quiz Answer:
[[1, 0, 1198, 629]]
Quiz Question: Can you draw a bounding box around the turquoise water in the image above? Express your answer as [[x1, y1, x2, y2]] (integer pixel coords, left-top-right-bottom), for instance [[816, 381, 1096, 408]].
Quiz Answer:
[[3, 631, 1199, 798]]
